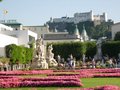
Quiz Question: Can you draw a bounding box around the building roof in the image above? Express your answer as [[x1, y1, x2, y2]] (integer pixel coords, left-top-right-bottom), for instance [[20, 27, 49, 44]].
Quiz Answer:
[[112, 22, 120, 26], [44, 33, 80, 40]]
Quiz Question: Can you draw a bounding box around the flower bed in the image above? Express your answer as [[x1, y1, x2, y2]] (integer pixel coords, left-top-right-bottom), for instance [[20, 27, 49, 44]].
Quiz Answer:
[[0, 69, 120, 88], [48, 69, 120, 78], [0, 70, 53, 75], [93, 73, 120, 77], [0, 77, 83, 88], [54, 69, 120, 73]]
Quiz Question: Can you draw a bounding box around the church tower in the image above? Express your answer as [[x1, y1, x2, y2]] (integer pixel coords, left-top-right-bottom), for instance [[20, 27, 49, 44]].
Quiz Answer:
[[81, 25, 89, 42], [74, 25, 80, 38]]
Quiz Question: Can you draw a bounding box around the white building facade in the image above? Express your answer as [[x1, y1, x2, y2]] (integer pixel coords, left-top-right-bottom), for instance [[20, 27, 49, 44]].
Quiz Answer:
[[23, 24, 49, 38], [0, 24, 37, 57], [49, 11, 107, 24], [111, 22, 120, 40]]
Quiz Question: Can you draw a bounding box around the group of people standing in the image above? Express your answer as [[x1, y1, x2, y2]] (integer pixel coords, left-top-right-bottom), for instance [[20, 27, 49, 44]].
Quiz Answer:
[[56, 54, 76, 69]]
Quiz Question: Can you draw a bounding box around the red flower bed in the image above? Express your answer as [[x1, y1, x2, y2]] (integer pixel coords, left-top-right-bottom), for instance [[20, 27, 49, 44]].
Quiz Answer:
[[0, 77, 83, 88], [93, 73, 120, 77], [79, 69, 120, 73], [49, 69, 120, 78], [54, 69, 120, 73], [0, 69, 120, 88], [0, 70, 53, 75]]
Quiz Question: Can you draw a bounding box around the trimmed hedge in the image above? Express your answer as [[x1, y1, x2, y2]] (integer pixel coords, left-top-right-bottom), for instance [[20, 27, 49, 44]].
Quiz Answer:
[[50, 41, 120, 60], [50, 42, 96, 60], [5, 41, 120, 64], [85, 42, 96, 58], [5, 44, 33, 64], [102, 41, 120, 58]]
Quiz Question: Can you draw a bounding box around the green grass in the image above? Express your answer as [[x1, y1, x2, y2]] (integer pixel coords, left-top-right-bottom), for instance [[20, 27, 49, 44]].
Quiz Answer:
[[81, 78, 120, 88], [0, 78, 120, 90], [20, 74, 47, 78]]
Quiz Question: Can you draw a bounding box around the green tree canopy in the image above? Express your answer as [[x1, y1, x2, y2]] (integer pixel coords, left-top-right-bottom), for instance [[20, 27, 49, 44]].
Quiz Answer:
[[5, 44, 33, 64], [65, 21, 112, 39]]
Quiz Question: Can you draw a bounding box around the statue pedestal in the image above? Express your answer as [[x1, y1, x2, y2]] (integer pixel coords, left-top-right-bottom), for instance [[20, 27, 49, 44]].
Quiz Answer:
[[40, 60, 48, 69], [31, 57, 48, 69]]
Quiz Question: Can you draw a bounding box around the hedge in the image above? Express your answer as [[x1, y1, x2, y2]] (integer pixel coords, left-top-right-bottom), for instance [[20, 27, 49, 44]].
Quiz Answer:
[[102, 41, 120, 58], [50, 41, 120, 60], [5, 41, 120, 64], [49, 41, 96, 60]]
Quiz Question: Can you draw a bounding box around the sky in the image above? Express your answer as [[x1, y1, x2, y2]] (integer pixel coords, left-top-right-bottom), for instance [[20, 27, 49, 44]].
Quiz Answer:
[[0, 0, 119, 26]]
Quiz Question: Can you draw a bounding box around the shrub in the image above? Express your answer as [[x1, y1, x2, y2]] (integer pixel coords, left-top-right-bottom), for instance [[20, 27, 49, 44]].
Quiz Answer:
[[5, 44, 33, 64]]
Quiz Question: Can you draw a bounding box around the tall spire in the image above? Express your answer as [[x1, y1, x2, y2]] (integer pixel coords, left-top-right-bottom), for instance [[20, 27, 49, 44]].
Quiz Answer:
[[81, 24, 89, 41], [83, 24, 85, 30], [74, 24, 80, 38], [54, 27, 58, 32]]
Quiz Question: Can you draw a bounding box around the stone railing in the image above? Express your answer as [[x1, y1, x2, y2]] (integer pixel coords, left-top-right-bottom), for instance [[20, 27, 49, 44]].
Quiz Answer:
[[0, 64, 30, 71]]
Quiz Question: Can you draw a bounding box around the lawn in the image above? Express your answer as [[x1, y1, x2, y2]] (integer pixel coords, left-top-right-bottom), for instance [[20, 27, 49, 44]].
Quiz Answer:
[[81, 78, 120, 88], [1, 78, 120, 90]]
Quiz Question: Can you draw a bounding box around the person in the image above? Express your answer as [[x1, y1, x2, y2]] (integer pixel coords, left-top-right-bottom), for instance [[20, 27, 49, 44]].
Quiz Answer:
[[68, 54, 74, 69], [56, 55, 61, 64], [109, 58, 113, 68]]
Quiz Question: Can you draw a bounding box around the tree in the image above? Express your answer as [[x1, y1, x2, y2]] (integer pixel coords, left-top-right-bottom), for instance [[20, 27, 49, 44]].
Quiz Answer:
[[5, 44, 33, 64], [114, 31, 120, 41], [91, 23, 109, 39], [66, 23, 75, 34]]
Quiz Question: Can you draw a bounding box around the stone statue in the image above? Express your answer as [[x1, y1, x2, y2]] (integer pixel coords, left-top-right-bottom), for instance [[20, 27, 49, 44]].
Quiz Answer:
[[82, 54, 86, 63], [95, 37, 107, 60], [35, 38, 44, 60], [31, 37, 48, 69], [96, 38, 102, 60], [47, 44, 58, 67]]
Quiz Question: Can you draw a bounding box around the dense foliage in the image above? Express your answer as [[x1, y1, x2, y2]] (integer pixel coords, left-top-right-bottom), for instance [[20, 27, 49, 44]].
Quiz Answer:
[[65, 21, 113, 39], [102, 41, 120, 58], [114, 31, 120, 41], [50, 41, 120, 60], [5, 44, 33, 64], [85, 42, 97, 58], [50, 42, 96, 60], [66, 21, 94, 36]]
